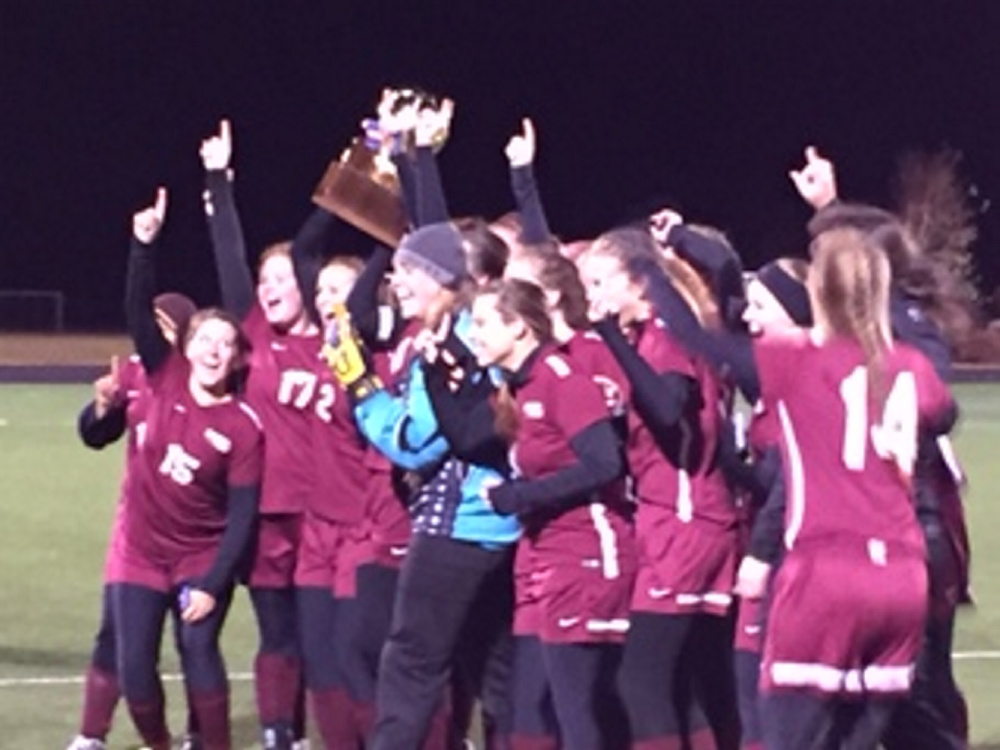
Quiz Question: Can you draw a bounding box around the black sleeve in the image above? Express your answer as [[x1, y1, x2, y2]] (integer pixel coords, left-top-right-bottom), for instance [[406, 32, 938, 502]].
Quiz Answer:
[[510, 163, 552, 243], [204, 169, 255, 319], [198, 483, 260, 597], [666, 224, 744, 318], [346, 244, 394, 345], [391, 151, 419, 226], [125, 237, 171, 374], [889, 290, 953, 382], [413, 146, 450, 226], [638, 257, 760, 402], [593, 317, 699, 440], [488, 419, 622, 517], [290, 207, 340, 326], [747, 455, 786, 564], [77, 401, 127, 450], [423, 363, 509, 472]]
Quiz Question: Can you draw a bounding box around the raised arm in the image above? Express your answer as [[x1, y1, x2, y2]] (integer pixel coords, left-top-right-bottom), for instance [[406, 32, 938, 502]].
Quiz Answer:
[[632, 254, 760, 402], [506, 117, 553, 244], [412, 99, 455, 226], [126, 189, 171, 374], [592, 316, 701, 449], [201, 119, 255, 319], [77, 357, 127, 449]]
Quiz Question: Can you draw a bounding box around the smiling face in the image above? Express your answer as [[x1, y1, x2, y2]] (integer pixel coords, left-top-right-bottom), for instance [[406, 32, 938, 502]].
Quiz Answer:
[[184, 315, 243, 395], [577, 252, 643, 323], [468, 293, 521, 369], [257, 252, 306, 330], [390, 256, 443, 320], [315, 261, 360, 329], [743, 278, 796, 338]]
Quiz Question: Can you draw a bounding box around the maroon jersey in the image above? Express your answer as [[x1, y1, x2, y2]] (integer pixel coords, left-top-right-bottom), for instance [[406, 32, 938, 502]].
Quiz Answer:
[[242, 305, 325, 514], [626, 318, 734, 526], [511, 346, 631, 567], [309, 359, 369, 524], [756, 335, 953, 553], [561, 330, 630, 419], [123, 351, 263, 564], [104, 356, 150, 583]]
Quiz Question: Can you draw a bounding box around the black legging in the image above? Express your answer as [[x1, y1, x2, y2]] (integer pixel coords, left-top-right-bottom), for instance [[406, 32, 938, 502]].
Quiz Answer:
[[761, 692, 896, 750], [112, 582, 232, 747], [618, 612, 713, 744]]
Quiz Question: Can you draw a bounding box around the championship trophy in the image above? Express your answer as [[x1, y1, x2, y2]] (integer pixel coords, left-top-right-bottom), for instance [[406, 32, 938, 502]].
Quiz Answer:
[[312, 88, 449, 248], [312, 138, 408, 247]]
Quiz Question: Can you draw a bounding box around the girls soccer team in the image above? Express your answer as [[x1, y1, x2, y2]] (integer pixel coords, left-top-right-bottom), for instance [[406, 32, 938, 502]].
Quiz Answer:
[[66, 96, 969, 750]]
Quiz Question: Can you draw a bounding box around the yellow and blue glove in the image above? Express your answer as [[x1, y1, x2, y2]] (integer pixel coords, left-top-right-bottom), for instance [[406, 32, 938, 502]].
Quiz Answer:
[[322, 304, 383, 401]]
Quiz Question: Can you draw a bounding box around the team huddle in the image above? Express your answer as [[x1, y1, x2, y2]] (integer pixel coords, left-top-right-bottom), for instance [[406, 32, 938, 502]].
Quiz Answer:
[[67, 91, 971, 750]]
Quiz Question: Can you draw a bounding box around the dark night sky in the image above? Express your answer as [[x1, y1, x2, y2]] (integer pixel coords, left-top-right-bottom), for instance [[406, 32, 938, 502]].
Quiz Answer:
[[2, 3, 1000, 329]]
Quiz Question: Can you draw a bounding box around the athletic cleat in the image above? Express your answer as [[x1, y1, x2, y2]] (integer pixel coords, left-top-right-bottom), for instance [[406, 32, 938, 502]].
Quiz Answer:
[[176, 734, 204, 750], [291, 741, 311, 750], [65, 737, 106, 750]]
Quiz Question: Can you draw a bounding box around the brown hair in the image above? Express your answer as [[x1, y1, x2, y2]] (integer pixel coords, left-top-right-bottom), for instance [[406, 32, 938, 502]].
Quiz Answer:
[[776, 257, 809, 284], [454, 216, 510, 282], [321, 255, 365, 275], [183, 307, 253, 394], [257, 241, 292, 273], [476, 279, 554, 441], [588, 227, 722, 328], [809, 228, 893, 409], [519, 250, 590, 331]]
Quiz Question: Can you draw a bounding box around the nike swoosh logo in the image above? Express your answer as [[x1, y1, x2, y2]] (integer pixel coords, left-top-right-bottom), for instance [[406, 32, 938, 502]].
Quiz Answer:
[[557, 617, 581, 628]]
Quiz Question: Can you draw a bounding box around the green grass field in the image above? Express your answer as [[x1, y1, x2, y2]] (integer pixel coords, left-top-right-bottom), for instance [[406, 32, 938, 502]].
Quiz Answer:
[[0, 383, 998, 749]]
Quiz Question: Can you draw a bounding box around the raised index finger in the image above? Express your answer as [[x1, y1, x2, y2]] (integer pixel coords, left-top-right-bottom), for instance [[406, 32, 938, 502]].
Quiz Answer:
[[522, 117, 535, 144], [153, 187, 168, 219]]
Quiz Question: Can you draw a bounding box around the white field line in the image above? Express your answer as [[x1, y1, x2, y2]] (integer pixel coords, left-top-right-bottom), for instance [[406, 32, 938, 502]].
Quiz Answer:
[[0, 671, 253, 688], [1, 652, 999, 687]]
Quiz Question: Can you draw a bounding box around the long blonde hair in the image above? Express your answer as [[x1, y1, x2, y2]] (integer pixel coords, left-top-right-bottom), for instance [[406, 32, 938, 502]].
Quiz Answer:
[[809, 228, 894, 409], [587, 227, 721, 328]]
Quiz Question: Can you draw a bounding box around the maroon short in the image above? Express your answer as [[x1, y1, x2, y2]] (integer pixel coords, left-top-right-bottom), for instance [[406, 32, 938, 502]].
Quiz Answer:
[[247, 513, 302, 589], [761, 539, 927, 697], [103, 505, 127, 584], [116, 539, 217, 593], [366, 487, 412, 570], [513, 542, 542, 636], [734, 595, 767, 654], [294, 513, 368, 598], [535, 556, 636, 645], [631, 503, 739, 616]]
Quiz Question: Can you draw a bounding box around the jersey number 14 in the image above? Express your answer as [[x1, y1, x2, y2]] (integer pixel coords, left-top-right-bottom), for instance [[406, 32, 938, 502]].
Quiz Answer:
[[839, 366, 918, 478]]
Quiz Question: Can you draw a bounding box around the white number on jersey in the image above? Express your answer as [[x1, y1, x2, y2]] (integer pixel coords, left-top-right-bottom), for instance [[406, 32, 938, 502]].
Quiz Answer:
[[159, 443, 201, 485], [277, 369, 318, 410], [838, 366, 918, 477], [314, 382, 336, 423]]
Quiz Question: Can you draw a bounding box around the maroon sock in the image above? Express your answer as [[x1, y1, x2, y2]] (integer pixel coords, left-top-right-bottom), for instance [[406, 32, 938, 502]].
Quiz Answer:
[[687, 726, 719, 750], [352, 697, 376, 742], [309, 687, 358, 748], [190, 688, 231, 750], [79, 666, 120, 740], [127, 695, 170, 749], [632, 738, 685, 750], [293, 681, 308, 741], [508, 734, 560, 750], [421, 702, 451, 750], [254, 652, 302, 725]]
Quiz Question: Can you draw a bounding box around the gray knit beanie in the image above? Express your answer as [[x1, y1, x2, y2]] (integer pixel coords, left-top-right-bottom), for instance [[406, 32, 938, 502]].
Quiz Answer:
[[395, 222, 468, 288]]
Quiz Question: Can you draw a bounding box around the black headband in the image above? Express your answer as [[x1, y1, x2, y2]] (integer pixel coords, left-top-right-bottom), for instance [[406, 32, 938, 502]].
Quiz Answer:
[[755, 262, 813, 327]]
